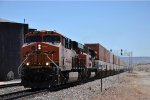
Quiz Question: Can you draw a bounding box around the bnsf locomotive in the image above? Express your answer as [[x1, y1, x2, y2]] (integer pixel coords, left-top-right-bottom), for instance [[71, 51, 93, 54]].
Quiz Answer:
[[18, 30, 126, 89]]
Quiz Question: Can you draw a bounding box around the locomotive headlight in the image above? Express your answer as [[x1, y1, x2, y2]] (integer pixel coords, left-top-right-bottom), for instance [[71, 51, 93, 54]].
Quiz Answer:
[[46, 62, 49, 66], [26, 62, 30, 66], [38, 44, 41, 50]]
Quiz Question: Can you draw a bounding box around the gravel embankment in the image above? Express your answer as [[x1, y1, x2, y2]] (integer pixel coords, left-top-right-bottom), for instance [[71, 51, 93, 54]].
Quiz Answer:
[[22, 73, 127, 100], [134, 64, 150, 72], [95, 71, 150, 100]]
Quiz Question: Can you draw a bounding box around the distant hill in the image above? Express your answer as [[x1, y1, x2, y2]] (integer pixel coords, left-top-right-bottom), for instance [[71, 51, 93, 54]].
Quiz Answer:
[[120, 57, 150, 65]]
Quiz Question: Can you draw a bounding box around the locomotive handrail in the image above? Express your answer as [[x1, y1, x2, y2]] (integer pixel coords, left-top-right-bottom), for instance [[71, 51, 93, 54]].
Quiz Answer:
[[44, 53, 60, 75], [18, 52, 60, 76], [18, 53, 32, 76]]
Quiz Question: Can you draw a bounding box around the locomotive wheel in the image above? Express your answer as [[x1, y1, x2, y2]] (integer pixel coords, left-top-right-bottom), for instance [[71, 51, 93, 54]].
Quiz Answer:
[[87, 70, 91, 78], [78, 68, 87, 81], [95, 71, 98, 78], [48, 74, 59, 89], [64, 72, 69, 82], [60, 72, 69, 84], [63, 72, 69, 83], [78, 72, 82, 81], [95, 70, 100, 78]]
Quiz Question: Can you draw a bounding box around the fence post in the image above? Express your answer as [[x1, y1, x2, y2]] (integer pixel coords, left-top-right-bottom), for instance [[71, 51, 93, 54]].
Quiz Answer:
[[101, 65, 103, 92]]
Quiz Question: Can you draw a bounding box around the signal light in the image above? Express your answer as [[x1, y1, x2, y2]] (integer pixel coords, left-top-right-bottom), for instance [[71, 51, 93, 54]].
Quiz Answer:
[[121, 49, 123, 55], [110, 49, 112, 52]]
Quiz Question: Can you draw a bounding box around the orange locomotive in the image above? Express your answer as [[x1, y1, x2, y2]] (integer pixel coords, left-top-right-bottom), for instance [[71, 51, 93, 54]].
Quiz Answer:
[[19, 30, 96, 88]]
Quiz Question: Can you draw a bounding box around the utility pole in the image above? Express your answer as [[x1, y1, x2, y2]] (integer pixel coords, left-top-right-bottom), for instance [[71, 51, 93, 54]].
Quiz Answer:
[[130, 52, 133, 72], [24, 18, 25, 23]]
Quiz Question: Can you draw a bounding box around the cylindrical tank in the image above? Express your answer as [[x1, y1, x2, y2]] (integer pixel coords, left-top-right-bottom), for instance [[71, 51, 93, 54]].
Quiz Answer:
[[0, 20, 28, 80]]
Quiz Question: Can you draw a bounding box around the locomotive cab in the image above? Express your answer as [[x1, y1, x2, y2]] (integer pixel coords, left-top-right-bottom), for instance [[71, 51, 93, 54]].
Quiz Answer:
[[20, 31, 66, 88]]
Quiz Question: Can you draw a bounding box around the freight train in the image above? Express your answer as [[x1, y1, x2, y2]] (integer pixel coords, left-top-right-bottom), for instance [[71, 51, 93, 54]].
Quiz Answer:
[[18, 30, 126, 89]]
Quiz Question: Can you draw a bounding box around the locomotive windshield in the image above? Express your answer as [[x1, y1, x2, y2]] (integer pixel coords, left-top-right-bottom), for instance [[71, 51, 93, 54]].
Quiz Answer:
[[43, 35, 60, 44], [26, 36, 42, 43], [25, 35, 60, 44]]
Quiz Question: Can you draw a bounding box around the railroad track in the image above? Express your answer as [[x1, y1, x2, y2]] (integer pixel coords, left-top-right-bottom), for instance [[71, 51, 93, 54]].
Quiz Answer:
[[0, 83, 21, 89], [0, 89, 48, 100], [0, 72, 123, 100], [0, 77, 98, 100]]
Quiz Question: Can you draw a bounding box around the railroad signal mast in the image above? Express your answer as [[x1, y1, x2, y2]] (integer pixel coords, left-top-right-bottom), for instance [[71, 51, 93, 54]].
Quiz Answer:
[[121, 49, 133, 73], [111, 49, 133, 73], [121, 49, 123, 55]]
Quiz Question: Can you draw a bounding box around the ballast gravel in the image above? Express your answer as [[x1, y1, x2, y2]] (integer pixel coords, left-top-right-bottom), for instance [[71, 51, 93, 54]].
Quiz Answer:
[[22, 73, 127, 100]]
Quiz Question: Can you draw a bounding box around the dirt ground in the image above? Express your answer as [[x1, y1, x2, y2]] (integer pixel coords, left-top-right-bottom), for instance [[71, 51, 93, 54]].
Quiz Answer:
[[94, 65, 150, 100]]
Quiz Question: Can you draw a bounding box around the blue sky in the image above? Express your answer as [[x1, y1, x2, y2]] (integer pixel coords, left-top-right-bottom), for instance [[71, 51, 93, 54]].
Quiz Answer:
[[0, 1, 150, 57]]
